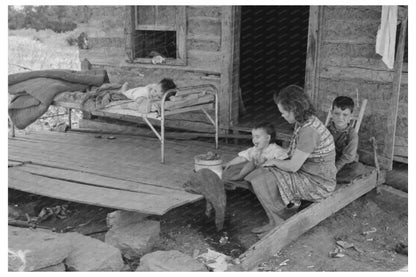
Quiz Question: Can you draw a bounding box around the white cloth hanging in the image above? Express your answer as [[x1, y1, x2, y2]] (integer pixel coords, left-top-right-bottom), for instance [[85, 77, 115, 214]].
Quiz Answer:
[[376, 6, 398, 69]]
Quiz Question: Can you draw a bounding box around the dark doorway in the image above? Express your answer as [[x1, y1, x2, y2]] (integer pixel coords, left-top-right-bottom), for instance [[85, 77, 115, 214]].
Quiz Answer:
[[238, 6, 310, 132]]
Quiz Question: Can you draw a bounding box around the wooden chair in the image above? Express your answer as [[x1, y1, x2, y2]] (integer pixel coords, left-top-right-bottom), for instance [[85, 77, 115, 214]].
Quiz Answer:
[[325, 99, 368, 133]]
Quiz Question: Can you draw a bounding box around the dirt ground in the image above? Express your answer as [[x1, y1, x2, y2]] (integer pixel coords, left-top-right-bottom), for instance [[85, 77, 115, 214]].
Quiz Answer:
[[8, 172, 408, 271]]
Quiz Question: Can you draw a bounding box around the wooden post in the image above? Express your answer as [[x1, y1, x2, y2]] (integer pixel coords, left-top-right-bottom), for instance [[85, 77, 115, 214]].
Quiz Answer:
[[384, 12, 407, 170], [304, 6, 323, 106], [219, 6, 233, 129], [176, 6, 187, 65], [230, 6, 241, 127], [124, 6, 135, 62]]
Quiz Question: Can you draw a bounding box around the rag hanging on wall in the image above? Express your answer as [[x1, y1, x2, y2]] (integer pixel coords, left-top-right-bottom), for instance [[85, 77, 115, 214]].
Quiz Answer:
[[375, 5, 398, 69]]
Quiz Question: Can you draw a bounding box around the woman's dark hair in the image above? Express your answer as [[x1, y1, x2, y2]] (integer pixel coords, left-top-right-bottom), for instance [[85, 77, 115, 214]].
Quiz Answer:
[[253, 122, 276, 143], [159, 78, 177, 93], [273, 85, 316, 124]]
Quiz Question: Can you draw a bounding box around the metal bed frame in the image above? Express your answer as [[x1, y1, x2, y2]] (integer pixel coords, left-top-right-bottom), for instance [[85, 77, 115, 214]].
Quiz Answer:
[[10, 84, 219, 163]]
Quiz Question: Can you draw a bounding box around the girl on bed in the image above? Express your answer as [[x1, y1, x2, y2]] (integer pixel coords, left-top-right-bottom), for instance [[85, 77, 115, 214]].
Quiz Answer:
[[120, 78, 176, 102], [245, 85, 337, 234]]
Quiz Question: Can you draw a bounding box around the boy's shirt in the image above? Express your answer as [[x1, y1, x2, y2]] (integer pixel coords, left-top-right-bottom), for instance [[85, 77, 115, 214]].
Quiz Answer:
[[327, 121, 359, 171], [238, 143, 288, 166], [122, 84, 161, 102]]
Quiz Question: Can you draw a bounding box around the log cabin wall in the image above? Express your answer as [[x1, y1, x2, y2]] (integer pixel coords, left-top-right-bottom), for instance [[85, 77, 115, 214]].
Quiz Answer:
[[313, 6, 408, 169], [78, 6, 231, 132]]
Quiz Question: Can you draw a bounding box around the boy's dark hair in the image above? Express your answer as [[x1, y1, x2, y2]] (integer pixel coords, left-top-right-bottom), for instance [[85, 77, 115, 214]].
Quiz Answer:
[[253, 122, 276, 143], [332, 96, 354, 113], [159, 78, 177, 93]]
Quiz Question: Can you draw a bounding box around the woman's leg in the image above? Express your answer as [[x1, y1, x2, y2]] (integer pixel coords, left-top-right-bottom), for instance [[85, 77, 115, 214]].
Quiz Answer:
[[222, 163, 252, 190], [246, 168, 286, 233]]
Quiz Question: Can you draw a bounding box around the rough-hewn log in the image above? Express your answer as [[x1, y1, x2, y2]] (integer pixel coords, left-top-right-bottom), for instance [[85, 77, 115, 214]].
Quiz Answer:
[[187, 34, 221, 52], [320, 66, 394, 83], [240, 168, 377, 270], [187, 50, 222, 72], [323, 19, 379, 44], [188, 16, 222, 37], [324, 6, 381, 21], [187, 6, 222, 17]]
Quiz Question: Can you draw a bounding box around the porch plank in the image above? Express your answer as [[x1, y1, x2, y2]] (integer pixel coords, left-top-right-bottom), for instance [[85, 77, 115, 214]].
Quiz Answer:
[[240, 168, 378, 270], [8, 131, 243, 215], [9, 133, 234, 190], [8, 146, 189, 190], [15, 163, 198, 197], [9, 167, 201, 215]]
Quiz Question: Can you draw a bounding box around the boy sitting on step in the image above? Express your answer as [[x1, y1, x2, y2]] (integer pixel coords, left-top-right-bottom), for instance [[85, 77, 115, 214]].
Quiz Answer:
[[327, 96, 365, 183]]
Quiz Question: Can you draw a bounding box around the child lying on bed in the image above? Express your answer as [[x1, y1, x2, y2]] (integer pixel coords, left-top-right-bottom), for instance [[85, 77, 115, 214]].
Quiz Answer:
[[222, 122, 288, 181], [120, 78, 177, 102]]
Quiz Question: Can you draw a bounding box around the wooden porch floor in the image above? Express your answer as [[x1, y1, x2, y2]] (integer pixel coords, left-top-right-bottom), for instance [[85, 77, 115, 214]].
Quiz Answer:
[[8, 130, 244, 215]]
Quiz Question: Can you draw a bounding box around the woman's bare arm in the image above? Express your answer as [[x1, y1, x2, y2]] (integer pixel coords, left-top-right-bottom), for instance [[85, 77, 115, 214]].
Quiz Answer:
[[224, 156, 247, 169], [261, 149, 310, 172]]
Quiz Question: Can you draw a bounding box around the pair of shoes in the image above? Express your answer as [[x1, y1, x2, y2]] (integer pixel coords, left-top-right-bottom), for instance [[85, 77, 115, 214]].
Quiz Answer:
[[251, 223, 274, 234]]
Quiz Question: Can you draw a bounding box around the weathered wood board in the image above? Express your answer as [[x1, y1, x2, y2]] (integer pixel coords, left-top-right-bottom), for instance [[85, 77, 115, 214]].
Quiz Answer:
[[240, 167, 378, 270], [8, 131, 243, 215], [8, 131, 237, 189], [9, 167, 201, 215]]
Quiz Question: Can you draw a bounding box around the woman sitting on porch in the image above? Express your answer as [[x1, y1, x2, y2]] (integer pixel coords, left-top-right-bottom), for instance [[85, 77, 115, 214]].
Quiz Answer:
[[245, 85, 337, 234]]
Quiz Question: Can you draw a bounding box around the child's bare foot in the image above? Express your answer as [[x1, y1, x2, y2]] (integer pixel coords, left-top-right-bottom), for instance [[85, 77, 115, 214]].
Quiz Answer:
[[121, 82, 129, 93]]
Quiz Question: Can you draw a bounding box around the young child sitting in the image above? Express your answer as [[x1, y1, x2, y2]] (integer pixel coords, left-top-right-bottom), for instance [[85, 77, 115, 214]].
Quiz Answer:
[[326, 96, 358, 171], [327, 96, 368, 183], [120, 78, 176, 102], [222, 122, 288, 182]]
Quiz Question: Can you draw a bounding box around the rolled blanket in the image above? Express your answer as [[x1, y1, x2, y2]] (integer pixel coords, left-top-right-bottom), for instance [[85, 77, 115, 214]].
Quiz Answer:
[[8, 69, 109, 129], [8, 69, 109, 87]]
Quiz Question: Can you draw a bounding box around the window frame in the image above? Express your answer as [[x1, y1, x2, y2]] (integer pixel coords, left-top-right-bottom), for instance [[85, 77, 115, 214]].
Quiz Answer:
[[131, 6, 187, 66]]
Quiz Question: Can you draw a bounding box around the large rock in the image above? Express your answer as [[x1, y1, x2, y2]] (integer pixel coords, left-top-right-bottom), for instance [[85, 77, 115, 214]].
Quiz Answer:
[[106, 210, 148, 229], [8, 226, 72, 271], [136, 250, 208, 272], [64, 232, 124, 271], [105, 220, 160, 259]]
